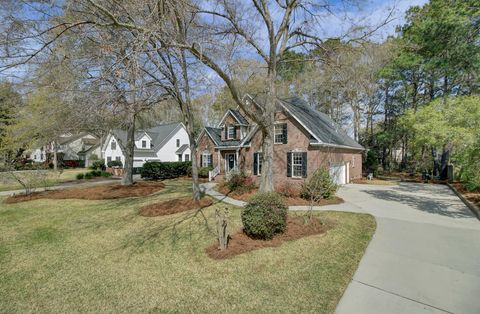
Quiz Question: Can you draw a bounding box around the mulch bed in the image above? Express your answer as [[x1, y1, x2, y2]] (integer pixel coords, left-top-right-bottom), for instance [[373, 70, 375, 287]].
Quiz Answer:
[[451, 182, 480, 208], [139, 197, 213, 217], [4, 181, 166, 204], [206, 216, 335, 259], [217, 185, 344, 206]]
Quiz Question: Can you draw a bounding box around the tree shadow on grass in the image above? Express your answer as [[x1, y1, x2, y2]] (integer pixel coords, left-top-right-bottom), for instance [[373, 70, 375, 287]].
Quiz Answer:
[[362, 185, 474, 219]]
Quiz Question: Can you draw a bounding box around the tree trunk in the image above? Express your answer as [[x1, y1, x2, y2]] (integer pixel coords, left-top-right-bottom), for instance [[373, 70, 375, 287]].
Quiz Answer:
[[440, 143, 450, 180], [52, 141, 58, 171], [122, 110, 135, 186], [258, 72, 276, 193], [189, 133, 201, 202]]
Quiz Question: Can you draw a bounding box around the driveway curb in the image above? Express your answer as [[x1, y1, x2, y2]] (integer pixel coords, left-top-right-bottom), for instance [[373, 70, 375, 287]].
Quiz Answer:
[[447, 182, 480, 220]]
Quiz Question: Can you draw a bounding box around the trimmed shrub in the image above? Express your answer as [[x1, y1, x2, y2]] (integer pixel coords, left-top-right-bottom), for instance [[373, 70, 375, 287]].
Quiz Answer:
[[225, 170, 256, 192], [198, 167, 211, 178], [141, 161, 192, 180], [90, 160, 106, 171], [186, 166, 211, 178], [76, 173, 85, 180], [89, 170, 102, 177], [107, 160, 123, 168], [241, 192, 288, 240], [300, 168, 338, 200], [100, 171, 112, 177], [84, 172, 93, 179]]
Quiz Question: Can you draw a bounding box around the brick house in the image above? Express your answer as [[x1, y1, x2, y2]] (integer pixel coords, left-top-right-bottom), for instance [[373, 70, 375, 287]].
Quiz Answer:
[[196, 95, 364, 186]]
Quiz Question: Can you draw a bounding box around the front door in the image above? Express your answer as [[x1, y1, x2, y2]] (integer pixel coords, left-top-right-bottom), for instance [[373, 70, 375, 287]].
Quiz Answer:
[[225, 153, 236, 172]]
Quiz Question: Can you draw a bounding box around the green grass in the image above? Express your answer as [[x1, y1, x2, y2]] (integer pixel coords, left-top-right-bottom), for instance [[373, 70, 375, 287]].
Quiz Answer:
[[0, 169, 88, 192], [0, 179, 376, 313]]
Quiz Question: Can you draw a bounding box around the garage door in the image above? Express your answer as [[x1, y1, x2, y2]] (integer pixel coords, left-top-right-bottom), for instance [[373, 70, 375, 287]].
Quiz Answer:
[[330, 163, 346, 185]]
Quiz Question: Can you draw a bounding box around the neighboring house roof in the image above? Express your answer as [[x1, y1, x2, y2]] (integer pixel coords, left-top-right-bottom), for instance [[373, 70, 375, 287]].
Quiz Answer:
[[78, 143, 100, 155], [175, 144, 189, 154], [58, 133, 91, 145], [81, 138, 99, 146], [109, 122, 186, 153]]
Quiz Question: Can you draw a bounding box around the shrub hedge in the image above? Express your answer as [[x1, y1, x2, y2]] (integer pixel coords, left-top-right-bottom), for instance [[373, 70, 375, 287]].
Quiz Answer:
[[141, 161, 192, 180], [241, 192, 288, 240], [107, 160, 123, 168]]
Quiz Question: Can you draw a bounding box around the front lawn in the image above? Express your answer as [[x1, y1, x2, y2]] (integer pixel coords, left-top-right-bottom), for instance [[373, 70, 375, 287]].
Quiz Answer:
[[0, 168, 87, 192], [0, 179, 375, 313]]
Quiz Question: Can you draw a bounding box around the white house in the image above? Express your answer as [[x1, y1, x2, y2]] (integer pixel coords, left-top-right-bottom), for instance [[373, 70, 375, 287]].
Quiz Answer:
[[102, 122, 191, 168]]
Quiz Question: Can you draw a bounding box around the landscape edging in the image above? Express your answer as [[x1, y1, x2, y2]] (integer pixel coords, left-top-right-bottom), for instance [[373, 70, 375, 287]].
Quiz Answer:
[[447, 182, 480, 220]]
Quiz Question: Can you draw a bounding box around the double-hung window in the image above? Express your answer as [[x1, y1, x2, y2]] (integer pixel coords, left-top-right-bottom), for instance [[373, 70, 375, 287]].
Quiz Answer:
[[202, 153, 212, 168], [274, 124, 287, 144], [176, 139, 180, 147], [292, 152, 303, 178], [111, 141, 116, 150], [142, 140, 147, 148]]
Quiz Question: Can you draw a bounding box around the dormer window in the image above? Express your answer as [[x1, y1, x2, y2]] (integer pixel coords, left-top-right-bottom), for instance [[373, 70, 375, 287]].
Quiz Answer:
[[142, 140, 147, 148], [227, 126, 235, 140]]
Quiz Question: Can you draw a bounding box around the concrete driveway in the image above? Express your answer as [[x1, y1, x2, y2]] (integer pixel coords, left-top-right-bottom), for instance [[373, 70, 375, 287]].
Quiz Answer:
[[327, 183, 480, 314]]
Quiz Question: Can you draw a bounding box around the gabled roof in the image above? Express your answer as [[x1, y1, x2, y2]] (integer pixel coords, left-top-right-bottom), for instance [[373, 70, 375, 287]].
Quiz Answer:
[[218, 109, 249, 127], [58, 133, 94, 145], [248, 94, 363, 151], [204, 127, 241, 147], [175, 144, 189, 154], [229, 109, 249, 125], [109, 122, 186, 153], [78, 143, 100, 155], [278, 97, 364, 150]]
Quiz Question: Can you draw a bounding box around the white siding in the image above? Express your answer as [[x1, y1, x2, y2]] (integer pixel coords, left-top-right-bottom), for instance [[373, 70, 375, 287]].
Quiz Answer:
[[157, 127, 190, 162], [135, 133, 152, 150], [103, 135, 125, 166], [31, 148, 47, 162], [102, 125, 191, 167]]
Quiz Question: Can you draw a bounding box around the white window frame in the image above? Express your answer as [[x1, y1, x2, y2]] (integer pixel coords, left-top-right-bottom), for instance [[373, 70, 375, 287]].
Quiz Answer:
[[111, 141, 116, 150], [274, 124, 285, 144], [292, 152, 303, 178], [185, 154, 190, 162], [178, 154, 182, 162], [141, 140, 147, 148], [202, 153, 212, 168], [176, 139, 180, 147], [227, 126, 235, 140], [115, 156, 121, 162]]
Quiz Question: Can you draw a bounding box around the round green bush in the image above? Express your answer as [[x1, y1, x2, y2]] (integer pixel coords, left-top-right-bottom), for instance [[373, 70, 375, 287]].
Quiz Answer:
[[76, 173, 85, 180], [241, 192, 288, 240], [84, 172, 94, 180]]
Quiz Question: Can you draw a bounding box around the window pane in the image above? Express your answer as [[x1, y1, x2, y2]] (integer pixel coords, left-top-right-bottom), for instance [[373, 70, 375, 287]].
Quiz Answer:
[[274, 125, 284, 143], [292, 152, 303, 177], [228, 127, 235, 139]]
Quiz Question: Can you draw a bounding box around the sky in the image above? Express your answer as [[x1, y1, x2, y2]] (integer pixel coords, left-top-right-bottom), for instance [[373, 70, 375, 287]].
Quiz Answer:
[[316, 0, 429, 41]]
